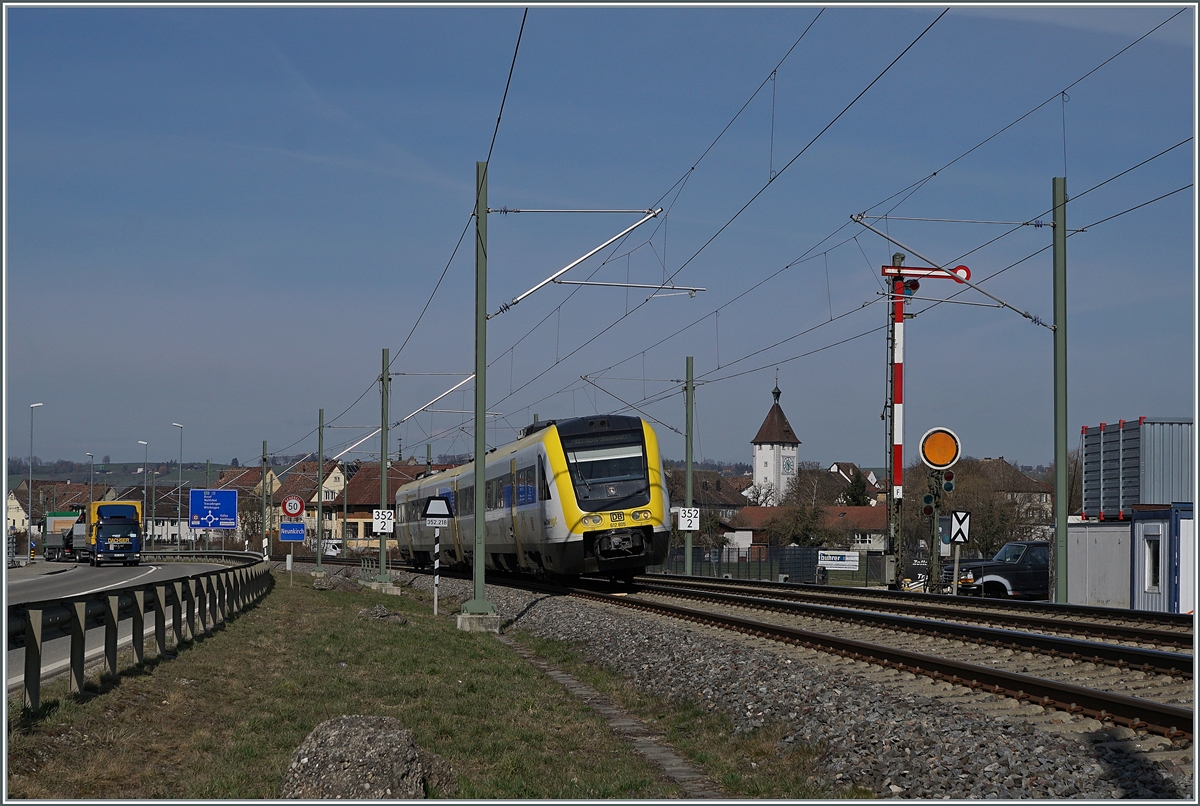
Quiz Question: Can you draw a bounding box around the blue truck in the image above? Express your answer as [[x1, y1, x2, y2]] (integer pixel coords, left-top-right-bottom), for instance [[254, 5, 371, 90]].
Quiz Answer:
[[81, 501, 144, 567]]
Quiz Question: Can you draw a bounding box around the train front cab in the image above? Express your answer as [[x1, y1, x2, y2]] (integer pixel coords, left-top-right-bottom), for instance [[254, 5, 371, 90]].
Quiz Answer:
[[542, 415, 670, 577]]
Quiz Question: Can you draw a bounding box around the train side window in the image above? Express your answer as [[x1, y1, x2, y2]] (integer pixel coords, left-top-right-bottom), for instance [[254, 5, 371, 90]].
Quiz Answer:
[[538, 456, 552, 501], [499, 473, 512, 509], [516, 466, 535, 505], [459, 486, 474, 517]]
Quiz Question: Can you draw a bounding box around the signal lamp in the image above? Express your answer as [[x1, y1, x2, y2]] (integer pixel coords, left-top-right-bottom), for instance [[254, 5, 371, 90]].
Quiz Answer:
[[903, 279, 920, 296], [922, 505, 934, 517], [943, 470, 954, 482]]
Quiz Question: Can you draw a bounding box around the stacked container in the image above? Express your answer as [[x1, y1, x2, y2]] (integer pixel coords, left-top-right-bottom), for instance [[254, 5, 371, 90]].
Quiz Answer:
[[1080, 417, 1192, 521]]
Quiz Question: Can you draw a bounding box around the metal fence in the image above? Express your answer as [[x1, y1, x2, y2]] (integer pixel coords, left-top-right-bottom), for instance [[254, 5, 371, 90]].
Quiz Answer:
[[649, 546, 893, 587], [8, 552, 273, 713]]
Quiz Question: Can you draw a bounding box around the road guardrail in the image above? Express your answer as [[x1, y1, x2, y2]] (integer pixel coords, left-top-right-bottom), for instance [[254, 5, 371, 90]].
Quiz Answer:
[[8, 552, 273, 713]]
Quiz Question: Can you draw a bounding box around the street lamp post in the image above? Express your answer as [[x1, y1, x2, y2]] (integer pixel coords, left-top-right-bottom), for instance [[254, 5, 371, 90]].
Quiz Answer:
[[29, 403, 43, 558], [86, 453, 94, 512], [172, 423, 183, 546], [138, 441, 148, 540]]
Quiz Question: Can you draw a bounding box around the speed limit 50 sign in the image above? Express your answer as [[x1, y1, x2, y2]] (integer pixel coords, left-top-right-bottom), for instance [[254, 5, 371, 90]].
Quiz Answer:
[[282, 495, 305, 518]]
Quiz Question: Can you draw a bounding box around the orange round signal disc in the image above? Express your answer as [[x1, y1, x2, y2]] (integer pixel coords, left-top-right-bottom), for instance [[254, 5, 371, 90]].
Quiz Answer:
[[919, 427, 961, 470]]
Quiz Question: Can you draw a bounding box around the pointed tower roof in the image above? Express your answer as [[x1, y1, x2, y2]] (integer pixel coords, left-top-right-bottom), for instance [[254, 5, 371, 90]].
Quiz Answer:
[[751, 384, 800, 446]]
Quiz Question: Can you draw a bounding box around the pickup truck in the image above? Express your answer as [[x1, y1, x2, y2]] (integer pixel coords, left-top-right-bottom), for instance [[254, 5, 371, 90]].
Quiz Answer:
[[944, 540, 1050, 600]]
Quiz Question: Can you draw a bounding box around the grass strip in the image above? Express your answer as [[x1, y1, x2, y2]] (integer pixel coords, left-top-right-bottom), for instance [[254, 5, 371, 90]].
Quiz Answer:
[[7, 571, 683, 799]]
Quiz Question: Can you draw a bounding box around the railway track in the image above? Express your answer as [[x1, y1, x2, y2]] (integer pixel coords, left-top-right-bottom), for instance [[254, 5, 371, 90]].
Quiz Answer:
[[572, 580, 1194, 741], [636, 575, 1194, 652], [273, 556, 1194, 739], [640, 573, 1194, 642]]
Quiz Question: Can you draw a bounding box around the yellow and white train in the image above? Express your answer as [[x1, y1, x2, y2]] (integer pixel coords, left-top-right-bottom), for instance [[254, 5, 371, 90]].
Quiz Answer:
[[394, 414, 670, 579]]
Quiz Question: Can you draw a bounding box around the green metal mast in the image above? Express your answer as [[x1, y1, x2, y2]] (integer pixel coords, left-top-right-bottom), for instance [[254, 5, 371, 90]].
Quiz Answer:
[[316, 408, 324, 573], [464, 161, 494, 614], [1053, 177, 1068, 602], [261, 441, 267, 557], [684, 356, 694, 576], [377, 349, 390, 582]]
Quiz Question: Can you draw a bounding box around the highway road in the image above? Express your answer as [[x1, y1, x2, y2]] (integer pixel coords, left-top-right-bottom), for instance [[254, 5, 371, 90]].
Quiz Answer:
[[6, 559, 233, 695]]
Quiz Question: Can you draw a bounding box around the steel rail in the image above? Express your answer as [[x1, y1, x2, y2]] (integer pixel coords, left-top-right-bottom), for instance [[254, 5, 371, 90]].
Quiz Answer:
[[640, 572, 1195, 630], [574, 589, 1194, 741], [633, 584, 1193, 677], [639, 576, 1193, 649]]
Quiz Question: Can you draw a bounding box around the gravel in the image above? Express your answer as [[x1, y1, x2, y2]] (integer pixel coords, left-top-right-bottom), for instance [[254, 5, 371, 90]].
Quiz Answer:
[[401, 573, 1194, 800]]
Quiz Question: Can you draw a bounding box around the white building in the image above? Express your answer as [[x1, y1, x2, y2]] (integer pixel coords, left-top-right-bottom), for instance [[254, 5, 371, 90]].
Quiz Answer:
[[747, 384, 801, 506]]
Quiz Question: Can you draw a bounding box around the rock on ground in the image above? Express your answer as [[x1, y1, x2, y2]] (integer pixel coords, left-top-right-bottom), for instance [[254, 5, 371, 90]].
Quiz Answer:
[[280, 716, 455, 799], [357, 604, 408, 624], [312, 573, 363, 592]]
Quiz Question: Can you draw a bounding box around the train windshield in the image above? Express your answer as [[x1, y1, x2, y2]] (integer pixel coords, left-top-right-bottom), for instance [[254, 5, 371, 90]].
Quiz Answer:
[[560, 429, 650, 511]]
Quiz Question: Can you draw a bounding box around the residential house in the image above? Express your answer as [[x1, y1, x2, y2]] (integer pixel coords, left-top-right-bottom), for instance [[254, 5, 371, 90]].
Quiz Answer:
[[330, 461, 454, 553], [664, 468, 752, 523], [721, 504, 888, 552], [8, 481, 114, 537], [272, 461, 347, 548], [823, 505, 889, 551], [977, 456, 1054, 537], [827, 462, 886, 506]]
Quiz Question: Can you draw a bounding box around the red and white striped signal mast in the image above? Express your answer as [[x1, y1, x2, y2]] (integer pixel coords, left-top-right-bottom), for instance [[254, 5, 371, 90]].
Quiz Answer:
[[882, 254, 970, 570]]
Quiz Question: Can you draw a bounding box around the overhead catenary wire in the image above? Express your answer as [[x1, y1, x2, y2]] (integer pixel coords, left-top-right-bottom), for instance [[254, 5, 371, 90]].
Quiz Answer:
[[249, 8, 1185, 468], [490, 12, 947, 413], [264, 9, 528, 458], [587, 175, 1195, 430], [475, 10, 828, 391]]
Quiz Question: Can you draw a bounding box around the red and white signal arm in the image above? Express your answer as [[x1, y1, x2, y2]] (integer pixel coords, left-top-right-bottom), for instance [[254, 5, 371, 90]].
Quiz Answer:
[[882, 264, 970, 283], [282, 494, 305, 518]]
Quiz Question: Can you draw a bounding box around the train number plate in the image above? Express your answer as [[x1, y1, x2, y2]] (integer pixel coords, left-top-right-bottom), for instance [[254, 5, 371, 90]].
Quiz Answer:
[[610, 512, 625, 523]]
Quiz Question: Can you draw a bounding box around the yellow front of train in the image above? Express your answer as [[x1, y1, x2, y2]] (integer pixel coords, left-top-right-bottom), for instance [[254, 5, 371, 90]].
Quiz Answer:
[[539, 414, 671, 578]]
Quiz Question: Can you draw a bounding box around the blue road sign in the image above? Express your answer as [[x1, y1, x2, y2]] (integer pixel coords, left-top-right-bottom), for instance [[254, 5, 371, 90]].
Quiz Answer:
[[189, 489, 238, 529], [279, 522, 305, 542]]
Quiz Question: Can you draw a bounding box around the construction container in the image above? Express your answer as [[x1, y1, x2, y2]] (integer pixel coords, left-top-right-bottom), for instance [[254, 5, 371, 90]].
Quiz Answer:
[[1081, 417, 1192, 521], [1065, 520, 1131, 609], [1129, 504, 1193, 614]]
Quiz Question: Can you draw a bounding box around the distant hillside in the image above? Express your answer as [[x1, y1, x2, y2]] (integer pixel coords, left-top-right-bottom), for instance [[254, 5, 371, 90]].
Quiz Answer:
[[7, 461, 233, 493], [663, 458, 751, 476]]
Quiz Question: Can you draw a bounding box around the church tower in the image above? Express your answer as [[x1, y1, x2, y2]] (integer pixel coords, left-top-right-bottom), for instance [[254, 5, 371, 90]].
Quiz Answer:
[[750, 383, 800, 505]]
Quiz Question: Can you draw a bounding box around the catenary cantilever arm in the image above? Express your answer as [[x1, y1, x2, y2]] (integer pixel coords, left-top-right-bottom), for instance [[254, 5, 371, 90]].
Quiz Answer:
[[851, 213, 1053, 330], [490, 208, 663, 318]]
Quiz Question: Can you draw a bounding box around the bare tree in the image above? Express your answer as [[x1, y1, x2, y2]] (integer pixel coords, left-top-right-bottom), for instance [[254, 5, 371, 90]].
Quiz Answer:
[[765, 505, 826, 547], [742, 482, 778, 507], [782, 461, 843, 506]]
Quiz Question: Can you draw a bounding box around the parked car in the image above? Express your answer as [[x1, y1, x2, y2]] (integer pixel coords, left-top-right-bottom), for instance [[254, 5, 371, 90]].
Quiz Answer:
[[943, 540, 1049, 600]]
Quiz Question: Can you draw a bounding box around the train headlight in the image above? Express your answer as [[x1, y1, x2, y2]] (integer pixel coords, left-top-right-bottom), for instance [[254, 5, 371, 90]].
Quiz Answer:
[[630, 509, 652, 521], [583, 515, 603, 526], [630, 510, 641, 520]]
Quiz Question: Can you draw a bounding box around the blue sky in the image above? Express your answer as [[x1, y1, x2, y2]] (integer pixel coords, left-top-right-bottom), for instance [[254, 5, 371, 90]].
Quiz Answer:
[[4, 4, 1195, 475]]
